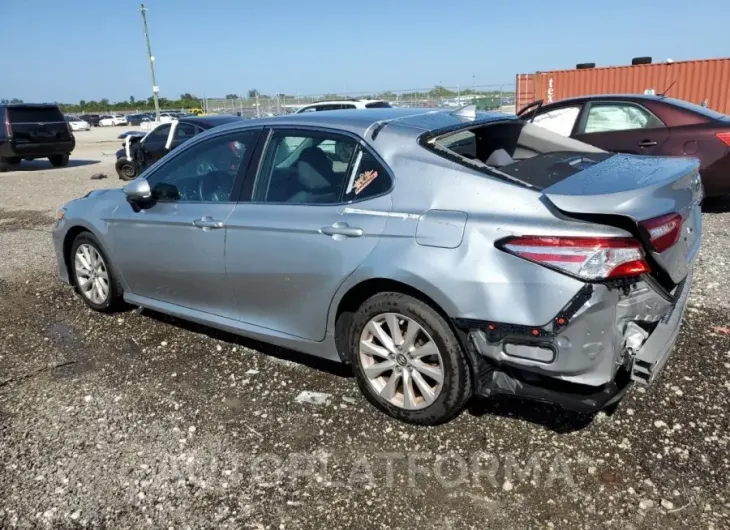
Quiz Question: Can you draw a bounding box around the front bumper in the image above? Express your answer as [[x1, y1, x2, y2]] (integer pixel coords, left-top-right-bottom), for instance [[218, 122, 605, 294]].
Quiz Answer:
[[52, 219, 71, 285], [457, 271, 693, 413]]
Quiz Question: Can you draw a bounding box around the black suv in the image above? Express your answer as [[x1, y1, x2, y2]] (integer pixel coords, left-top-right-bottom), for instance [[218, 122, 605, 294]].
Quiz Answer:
[[0, 104, 75, 171]]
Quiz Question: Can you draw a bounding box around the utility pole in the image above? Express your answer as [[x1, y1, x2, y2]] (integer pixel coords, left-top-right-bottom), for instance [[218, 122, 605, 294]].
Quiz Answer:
[[140, 4, 160, 121]]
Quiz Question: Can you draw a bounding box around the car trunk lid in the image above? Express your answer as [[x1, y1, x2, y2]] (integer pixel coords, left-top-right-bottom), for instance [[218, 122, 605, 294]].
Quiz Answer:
[[7, 105, 73, 144], [539, 153, 702, 285]]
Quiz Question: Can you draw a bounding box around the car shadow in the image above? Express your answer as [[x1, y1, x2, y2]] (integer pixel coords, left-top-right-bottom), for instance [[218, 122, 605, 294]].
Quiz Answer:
[[702, 196, 730, 213], [140, 308, 352, 378], [467, 395, 596, 433], [137, 307, 602, 431], [8, 159, 100, 172]]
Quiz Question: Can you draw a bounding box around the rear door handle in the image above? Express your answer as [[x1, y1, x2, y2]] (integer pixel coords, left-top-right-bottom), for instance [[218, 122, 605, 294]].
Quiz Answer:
[[320, 222, 363, 238], [638, 140, 658, 147], [193, 216, 224, 229]]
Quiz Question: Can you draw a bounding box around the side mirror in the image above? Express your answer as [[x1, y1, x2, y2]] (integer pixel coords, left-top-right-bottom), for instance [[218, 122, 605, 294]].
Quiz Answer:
[[123, 178, 152, 201]]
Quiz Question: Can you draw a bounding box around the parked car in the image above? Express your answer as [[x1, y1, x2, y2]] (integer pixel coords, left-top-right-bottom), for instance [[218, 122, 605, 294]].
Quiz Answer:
[[295, 99, 392, 113], [158, 112, 178, 123], [66, 115, 91, 131], [114, 115, 242, 180], [99, 114, 127, 127], [53, 107, 701, 425], [518, 94, 730, 197], [0, 103, 75, 171], [126, 113, 153, 126], [79, 114, 101, 127]]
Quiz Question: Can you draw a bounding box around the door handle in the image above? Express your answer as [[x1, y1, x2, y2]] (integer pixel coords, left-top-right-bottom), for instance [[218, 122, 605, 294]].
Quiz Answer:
[[320, 222, 363, 238], [193, 216, 224, 229], [638, 140, 658, 147]]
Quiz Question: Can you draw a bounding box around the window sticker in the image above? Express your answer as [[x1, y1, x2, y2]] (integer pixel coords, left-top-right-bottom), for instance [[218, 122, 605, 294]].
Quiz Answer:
[[353, 170, 378, 195]]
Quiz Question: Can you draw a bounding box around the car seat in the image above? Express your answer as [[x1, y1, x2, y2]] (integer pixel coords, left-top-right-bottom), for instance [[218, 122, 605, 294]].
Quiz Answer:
[[288, 147, 340, 203]]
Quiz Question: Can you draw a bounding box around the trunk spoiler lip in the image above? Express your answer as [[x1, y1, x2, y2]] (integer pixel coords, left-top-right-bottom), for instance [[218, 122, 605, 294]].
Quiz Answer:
[[541, 155, 702, 222]]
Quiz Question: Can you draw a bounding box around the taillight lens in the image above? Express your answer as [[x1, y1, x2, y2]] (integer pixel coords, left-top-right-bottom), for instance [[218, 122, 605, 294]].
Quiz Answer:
[[640, 213, 682, 253], [501, 236, 650, 280], [716, 131, 730, 147]]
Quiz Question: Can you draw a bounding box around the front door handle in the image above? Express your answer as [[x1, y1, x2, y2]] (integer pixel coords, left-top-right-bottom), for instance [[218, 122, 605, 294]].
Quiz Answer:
[[638, 139, 658, 147], [320, 222, 363, 238], [193, 216, 224, 229]]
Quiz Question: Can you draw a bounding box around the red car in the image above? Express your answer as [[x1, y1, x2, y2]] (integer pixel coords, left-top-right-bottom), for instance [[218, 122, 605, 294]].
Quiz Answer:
[[518, 94, 730, 197]]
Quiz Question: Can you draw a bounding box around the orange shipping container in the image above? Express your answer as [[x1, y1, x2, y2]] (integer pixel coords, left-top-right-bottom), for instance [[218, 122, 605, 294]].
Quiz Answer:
[[516, 57, 730, 114]]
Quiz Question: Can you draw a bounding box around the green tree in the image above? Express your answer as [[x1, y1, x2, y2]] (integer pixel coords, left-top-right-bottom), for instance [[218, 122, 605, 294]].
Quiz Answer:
[[129, 96, 135, 104], [247, 89, 259, 99], [225, 93, 239, 99]]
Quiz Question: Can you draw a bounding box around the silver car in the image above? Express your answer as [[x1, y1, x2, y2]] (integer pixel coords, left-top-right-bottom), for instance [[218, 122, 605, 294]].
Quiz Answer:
[[52, 107, 702, 425]]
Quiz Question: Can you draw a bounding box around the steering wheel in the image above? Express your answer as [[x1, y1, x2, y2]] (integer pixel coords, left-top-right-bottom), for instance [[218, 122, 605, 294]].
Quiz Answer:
[[196, 160, 216, 176], [198, 171, 229, 201]]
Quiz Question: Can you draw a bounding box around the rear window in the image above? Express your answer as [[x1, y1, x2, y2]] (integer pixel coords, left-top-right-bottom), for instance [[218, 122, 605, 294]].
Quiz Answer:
[[7, 106, 64, 123], [365, 101, 392, 109], [664, 98, 726, 121]]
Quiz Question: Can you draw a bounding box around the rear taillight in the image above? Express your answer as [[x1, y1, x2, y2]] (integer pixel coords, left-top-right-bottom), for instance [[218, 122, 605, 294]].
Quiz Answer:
[[3, 112, 11, 137], [640, 213, 682, 253], [716, 131, 730, 147], [500, 236, 650, 280]]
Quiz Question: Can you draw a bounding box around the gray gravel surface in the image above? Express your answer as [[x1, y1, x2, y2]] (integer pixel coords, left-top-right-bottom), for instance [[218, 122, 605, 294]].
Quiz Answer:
[[1, 129, 729, 528]]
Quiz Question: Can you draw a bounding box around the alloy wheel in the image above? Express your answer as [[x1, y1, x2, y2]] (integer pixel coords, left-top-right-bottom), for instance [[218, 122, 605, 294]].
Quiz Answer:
[[74, 244, 110, 305], [358, 313, 444, 410]]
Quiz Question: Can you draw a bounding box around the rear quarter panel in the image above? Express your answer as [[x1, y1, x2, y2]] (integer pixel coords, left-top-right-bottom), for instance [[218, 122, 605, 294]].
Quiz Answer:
[[328, 131, 633, 330]]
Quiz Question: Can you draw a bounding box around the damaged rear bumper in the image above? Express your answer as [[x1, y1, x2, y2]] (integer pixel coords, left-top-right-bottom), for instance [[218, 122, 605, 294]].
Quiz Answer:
[[455, 271, 693, 413]]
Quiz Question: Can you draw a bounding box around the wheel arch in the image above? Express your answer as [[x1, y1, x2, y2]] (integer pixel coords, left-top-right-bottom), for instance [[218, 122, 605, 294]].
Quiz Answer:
[[62, 224, 114, 287], [332, 276, 464, 364]]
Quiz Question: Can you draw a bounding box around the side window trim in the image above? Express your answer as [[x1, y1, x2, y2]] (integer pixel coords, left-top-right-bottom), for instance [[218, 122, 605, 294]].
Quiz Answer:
[[577, 100, 666, 135], [239, 125, 394, 206]]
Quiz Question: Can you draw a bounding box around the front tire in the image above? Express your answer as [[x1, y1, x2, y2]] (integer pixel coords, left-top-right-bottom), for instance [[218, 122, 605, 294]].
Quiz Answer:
[[0, 157, 20, 172], [349, 292, 472, 425], [115, 158, 138, 181], [49, 154, 70, 167], [69, 232, 123, 312]]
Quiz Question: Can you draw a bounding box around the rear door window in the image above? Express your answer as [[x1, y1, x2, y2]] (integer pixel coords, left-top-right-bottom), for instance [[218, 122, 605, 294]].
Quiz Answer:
[[7, 106, 64, 123], [532, 106, 581, 136], [581, 103, 664, 134], [253, 130, 358, 204]]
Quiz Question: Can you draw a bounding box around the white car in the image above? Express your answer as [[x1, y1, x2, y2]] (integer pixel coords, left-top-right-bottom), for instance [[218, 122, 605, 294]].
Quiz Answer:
[[295, 99, 391, 113], [99, 114, 127, 127], [66, 116, 90, 131], [158, 112, 178, 123]]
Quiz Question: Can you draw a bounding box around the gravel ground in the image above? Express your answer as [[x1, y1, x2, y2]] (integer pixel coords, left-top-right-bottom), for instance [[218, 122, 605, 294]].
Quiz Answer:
[[1, 130, 729, 528]]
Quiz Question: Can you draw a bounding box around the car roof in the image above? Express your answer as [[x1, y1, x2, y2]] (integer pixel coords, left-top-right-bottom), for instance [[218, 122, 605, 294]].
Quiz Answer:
[[179, 115, 243, 128], [215, 107, 516, 137], [306, 98, 386, 105], [1, 103, 60, 108], [542, 93, 675, 105]]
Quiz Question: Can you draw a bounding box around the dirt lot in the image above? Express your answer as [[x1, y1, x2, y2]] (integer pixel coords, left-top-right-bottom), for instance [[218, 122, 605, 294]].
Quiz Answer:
[[1, 128, 729, 529]]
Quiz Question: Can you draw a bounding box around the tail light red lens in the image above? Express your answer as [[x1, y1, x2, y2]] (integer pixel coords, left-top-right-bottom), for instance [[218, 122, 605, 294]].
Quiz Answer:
[[640, 213, 682, 253], [501, 236, 650, 280], [716, 131, 730, 147]]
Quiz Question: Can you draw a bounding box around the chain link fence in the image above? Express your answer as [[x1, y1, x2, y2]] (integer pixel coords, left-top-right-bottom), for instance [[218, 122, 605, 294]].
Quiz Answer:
[[202, 84, 516, 117]]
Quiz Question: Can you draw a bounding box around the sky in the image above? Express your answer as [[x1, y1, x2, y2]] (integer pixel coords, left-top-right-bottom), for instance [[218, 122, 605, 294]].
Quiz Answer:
[[1, 0, 728, 103]]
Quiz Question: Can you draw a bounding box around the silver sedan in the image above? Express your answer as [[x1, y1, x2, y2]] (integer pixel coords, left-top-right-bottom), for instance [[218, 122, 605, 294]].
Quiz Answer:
[[52, 107, 701, 425]]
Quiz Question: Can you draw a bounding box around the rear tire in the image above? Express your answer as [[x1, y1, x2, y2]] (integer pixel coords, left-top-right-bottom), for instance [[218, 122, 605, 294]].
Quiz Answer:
[[349, 292, 473, 425], [69, 232, 123, 312], [49, 154, 70, 167], [115, 158, 138, 181]]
